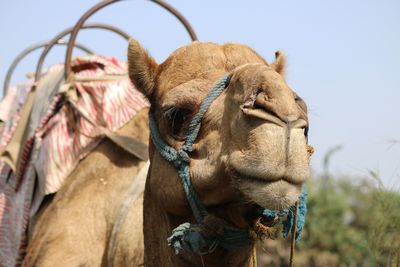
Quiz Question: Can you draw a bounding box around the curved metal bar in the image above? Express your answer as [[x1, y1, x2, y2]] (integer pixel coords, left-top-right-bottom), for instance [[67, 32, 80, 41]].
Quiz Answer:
[[3, 40, 93, 96], [64, 0, 198, 80], [35, 23, 131, 82]]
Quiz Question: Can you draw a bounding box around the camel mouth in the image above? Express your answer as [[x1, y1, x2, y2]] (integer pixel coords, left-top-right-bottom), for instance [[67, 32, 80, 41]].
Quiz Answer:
[[241, 106, 286, 127], [241, 106, 308, 130], [228, 167, 303, 210], [237, 171, 302, 186]]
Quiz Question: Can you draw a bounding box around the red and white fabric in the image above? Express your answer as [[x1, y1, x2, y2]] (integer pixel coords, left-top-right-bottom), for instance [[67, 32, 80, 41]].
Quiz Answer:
[[0, 55, 149, 267]]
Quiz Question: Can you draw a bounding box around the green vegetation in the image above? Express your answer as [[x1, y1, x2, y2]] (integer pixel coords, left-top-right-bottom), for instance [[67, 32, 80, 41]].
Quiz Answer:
[[258, 173, 400, 266], [302, 174, 400, 266]]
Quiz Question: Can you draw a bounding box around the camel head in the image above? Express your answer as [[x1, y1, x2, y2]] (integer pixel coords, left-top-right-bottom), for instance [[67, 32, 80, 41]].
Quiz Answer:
[[128, 40, 310, 221]]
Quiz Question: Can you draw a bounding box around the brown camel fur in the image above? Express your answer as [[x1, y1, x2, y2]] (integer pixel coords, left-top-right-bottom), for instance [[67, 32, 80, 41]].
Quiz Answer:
[[22, 40, 310, 267], [127, 40, 310, 267], [22, 108, 149, 267]]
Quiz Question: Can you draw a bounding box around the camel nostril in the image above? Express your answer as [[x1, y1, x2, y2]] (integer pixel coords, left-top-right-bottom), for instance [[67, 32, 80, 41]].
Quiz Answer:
[[242, 88, 261, 108], [254, 92, 270, 109], [242, 99, 254, 109], [255, 90, 269, 102], [253, 92, 282, 120]]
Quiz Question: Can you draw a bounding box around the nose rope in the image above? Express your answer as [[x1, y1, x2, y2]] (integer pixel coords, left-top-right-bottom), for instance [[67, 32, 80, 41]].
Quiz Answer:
[[289, 201, 299, 267], [285, 122, 291, 167], [260, 187, 307, 240], [149, 75, 308, 256]]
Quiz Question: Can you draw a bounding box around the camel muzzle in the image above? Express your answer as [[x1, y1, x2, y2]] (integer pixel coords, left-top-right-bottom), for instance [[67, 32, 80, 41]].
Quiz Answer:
[[149, 73, 308, 256]]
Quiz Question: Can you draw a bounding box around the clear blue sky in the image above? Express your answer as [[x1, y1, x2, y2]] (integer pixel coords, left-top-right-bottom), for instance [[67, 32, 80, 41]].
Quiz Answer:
[[0, 0, 399, 188]]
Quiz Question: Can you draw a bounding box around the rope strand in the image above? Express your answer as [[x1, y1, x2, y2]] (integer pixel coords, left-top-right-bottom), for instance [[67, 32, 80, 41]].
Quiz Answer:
[[149, 75, 308, 256], [289, 201, 299, 267]]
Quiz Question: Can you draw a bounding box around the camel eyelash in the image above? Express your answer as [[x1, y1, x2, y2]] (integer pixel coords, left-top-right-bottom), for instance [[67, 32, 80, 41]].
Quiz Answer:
[[162, 106, 191, 137], [162, 106, 180, 119]]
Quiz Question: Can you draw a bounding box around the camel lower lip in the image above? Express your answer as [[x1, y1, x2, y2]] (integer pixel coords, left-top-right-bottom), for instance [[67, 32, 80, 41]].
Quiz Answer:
[[229, 167, 303, 210], [248, 176, 293, 185]]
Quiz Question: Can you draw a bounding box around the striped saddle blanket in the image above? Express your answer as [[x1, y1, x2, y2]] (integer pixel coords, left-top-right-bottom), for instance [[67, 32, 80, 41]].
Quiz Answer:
[[0, 55, 149, 267]]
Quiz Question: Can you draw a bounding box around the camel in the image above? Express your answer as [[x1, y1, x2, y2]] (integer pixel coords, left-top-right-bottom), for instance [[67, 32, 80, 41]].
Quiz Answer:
[[22, 39, 310, 267], [22, 109, 150, 267], [127, 39, 310, 266]]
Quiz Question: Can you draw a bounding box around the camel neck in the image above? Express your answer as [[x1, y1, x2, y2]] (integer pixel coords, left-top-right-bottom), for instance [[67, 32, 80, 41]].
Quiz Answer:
[[143, 181, 255, 267]]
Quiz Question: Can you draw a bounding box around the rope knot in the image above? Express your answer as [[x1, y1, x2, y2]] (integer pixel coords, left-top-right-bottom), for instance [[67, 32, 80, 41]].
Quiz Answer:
[[181, 144, 193, 152], [149, 75, 308, 258], [259, 186, 308, 241], [167, 215, 253, 255], [177, 149, 190, 163], [195, 214, 226, 237], [167, 222, 211, 255]]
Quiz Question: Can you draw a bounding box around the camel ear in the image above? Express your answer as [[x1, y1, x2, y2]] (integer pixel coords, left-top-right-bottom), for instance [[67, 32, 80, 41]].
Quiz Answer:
[[271, 50, 286, 76], [128, 39, 158, 97]]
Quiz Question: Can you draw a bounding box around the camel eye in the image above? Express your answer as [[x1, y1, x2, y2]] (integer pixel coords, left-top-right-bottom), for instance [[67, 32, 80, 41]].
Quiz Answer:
[[163, 106, 191, 138]]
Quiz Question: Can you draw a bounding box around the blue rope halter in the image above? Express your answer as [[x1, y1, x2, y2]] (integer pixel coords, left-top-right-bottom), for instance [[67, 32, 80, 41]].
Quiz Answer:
[[149, 75, 307, 255]]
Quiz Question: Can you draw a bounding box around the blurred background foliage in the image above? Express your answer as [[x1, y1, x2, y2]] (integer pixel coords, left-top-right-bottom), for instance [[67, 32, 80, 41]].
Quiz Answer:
[[258, 149, 400, 267]]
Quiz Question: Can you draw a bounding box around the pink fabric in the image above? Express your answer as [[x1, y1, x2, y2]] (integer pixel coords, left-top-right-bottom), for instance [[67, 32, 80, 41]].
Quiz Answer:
[[0, 81, 32, 152], [35, 55, 149, 195], [0, 55, 149, 267], [0, 81, 33, 267], [0, 81, 31, 123], [0, 167, 33, 267]]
